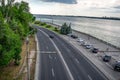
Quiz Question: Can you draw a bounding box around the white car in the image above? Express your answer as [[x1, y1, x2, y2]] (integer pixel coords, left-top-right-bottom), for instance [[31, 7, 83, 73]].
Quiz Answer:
[[77, 38, 84, 42]]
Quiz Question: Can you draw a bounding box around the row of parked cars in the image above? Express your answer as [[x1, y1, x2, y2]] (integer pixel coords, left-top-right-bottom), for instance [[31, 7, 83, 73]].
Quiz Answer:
[[68, 34, 120, 72]]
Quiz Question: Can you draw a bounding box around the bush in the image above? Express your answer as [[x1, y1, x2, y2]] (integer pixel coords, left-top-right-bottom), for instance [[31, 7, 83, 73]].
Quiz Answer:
[[54, 27, 59, 31], [45, 25, 52, 28], [34, 21, 41, 24], [40, 22, 46, 26]]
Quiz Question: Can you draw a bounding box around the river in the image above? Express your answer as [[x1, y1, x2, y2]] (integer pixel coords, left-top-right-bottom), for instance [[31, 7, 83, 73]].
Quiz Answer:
[[36, 15, 120, 48]]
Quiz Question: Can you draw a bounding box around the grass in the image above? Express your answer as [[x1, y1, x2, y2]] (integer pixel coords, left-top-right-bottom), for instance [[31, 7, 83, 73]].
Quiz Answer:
[[41, 24, 60, 34], [0, 36, 36, 80], [34, 21, 60, 34]]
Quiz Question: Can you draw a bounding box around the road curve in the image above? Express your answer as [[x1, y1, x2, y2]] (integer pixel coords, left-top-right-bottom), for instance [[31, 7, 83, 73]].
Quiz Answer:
[[36, 26, 108, 80], [36, 28, 69, 80]]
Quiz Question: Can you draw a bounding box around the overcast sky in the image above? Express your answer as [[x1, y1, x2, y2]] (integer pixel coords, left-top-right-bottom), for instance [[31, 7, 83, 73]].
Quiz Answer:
[[19, 0, 120, 17]]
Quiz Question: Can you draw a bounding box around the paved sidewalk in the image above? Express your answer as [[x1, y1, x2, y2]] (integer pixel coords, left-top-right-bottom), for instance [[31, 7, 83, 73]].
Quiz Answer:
[[60, 32, 120, 80]]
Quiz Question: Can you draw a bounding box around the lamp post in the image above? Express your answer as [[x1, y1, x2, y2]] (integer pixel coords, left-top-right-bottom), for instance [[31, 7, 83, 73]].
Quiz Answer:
[[51, 15, 53, 24], [26, 37, 30, 80]]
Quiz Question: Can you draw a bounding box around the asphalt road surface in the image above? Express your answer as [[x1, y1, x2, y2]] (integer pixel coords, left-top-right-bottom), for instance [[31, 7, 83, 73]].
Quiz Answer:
[[36, 26, 108, 80], [37, 29, 68, 80]]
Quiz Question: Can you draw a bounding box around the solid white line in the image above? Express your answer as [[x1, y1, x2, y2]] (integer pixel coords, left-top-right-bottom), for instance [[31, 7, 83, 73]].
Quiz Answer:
[[75, 58, 79, 63], [88, 75, 93, 80], [34, 34, 40, 80], [38, 29, 74, 80], [52, 68, 55, 77]]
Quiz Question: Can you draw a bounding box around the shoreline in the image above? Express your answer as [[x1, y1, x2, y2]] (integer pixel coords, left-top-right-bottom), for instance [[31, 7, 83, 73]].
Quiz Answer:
[[47, 22, 120, 50], [73, 29, 120, 50]]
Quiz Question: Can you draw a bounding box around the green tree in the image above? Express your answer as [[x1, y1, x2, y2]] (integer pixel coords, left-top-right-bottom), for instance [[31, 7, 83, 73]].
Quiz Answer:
[[60, 23, 72, 35], [0, 0, 34, 66]]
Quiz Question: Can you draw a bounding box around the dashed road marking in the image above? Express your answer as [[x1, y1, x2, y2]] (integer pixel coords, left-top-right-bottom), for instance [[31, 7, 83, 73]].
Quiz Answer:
[[38, 29, 74, 80], [52, 68, 55, 77], [105, 63, 113, 69], [40, 51, 56, 54], [75, 58, 79, 63], [88, 75, 93, 80], [49, 54, 52, 59], [46, 46, 49, 50]]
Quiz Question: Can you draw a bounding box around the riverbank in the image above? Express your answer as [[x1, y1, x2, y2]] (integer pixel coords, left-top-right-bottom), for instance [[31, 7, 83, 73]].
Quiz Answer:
[[73, 29, 120, 50]]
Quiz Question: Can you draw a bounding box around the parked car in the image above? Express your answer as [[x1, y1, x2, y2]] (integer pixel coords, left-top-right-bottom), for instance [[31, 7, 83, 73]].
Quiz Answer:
[[49, 35, 54, 38], [71, 35, 78, 39], [77, 38, 84, 42], [91, 48, 99, 53], [81, 41, 87, 46], [114, 61, 120, 72], [103, 55, 111, 62], [67, 33, 72, 37], [85, 44, 93, 49]]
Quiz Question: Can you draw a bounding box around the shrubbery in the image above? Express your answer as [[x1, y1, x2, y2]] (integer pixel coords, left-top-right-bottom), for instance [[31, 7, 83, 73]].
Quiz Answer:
[[40, 22, 47, 26], [45, 25, 52, 28], [34, 21, 41, 24]]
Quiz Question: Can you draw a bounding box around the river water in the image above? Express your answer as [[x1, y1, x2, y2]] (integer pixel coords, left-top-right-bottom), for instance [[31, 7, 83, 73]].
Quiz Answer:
[[36, 16, 120, 48]]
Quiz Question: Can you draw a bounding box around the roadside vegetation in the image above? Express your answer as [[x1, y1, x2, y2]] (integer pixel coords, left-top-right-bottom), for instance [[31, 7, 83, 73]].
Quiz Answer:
[[34, 21, 72, 34], [0, 0, 35, 79]]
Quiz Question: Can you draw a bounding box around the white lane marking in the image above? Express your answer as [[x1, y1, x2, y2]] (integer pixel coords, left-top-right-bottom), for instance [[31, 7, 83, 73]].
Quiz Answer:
[[105, 63, 113, 69], [52, 68, 55, 77], [75, 58, 79, 63], [88, 75, 93, 80], [38, 29, 74, 80], [40, 51, 56, 54], [34, 34, 40, 80], [49, 54, 52, 59], [46, 46, 49, 50]]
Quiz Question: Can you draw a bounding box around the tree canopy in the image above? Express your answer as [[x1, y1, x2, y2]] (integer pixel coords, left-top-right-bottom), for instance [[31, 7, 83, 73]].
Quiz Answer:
[[0, 0, 34, 66], [60, 23, 72, 35]]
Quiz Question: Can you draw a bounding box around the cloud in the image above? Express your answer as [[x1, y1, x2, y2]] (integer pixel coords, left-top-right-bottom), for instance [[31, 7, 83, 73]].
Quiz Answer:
[[18, 0, 120, 17], [40, 0, 77, 4]]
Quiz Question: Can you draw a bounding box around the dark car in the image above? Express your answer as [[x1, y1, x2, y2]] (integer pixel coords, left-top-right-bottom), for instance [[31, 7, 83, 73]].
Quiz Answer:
[[49, 35, 54, 38], [71, 35, 78, 39], [91, 48, 99, 53], [114, 61, 120, 72], [103, 55, 111, 62]]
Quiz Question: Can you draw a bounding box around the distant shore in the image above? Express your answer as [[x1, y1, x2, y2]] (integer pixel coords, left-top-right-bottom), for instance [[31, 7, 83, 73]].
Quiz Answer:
[[34, 14, 120, 21]]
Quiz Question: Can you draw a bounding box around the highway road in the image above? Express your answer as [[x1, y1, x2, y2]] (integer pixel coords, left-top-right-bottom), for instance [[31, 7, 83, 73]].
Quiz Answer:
[[36, 29, 68, 80], [36, 26, 108, 80]]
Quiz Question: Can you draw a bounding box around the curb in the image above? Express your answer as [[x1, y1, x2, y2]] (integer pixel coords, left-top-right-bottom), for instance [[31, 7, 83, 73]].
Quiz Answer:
[[34, 34, 40, 80]]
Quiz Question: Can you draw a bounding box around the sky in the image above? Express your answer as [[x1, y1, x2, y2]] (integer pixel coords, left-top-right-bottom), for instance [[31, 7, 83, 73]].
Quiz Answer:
[[17, 0, 120, 17]]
